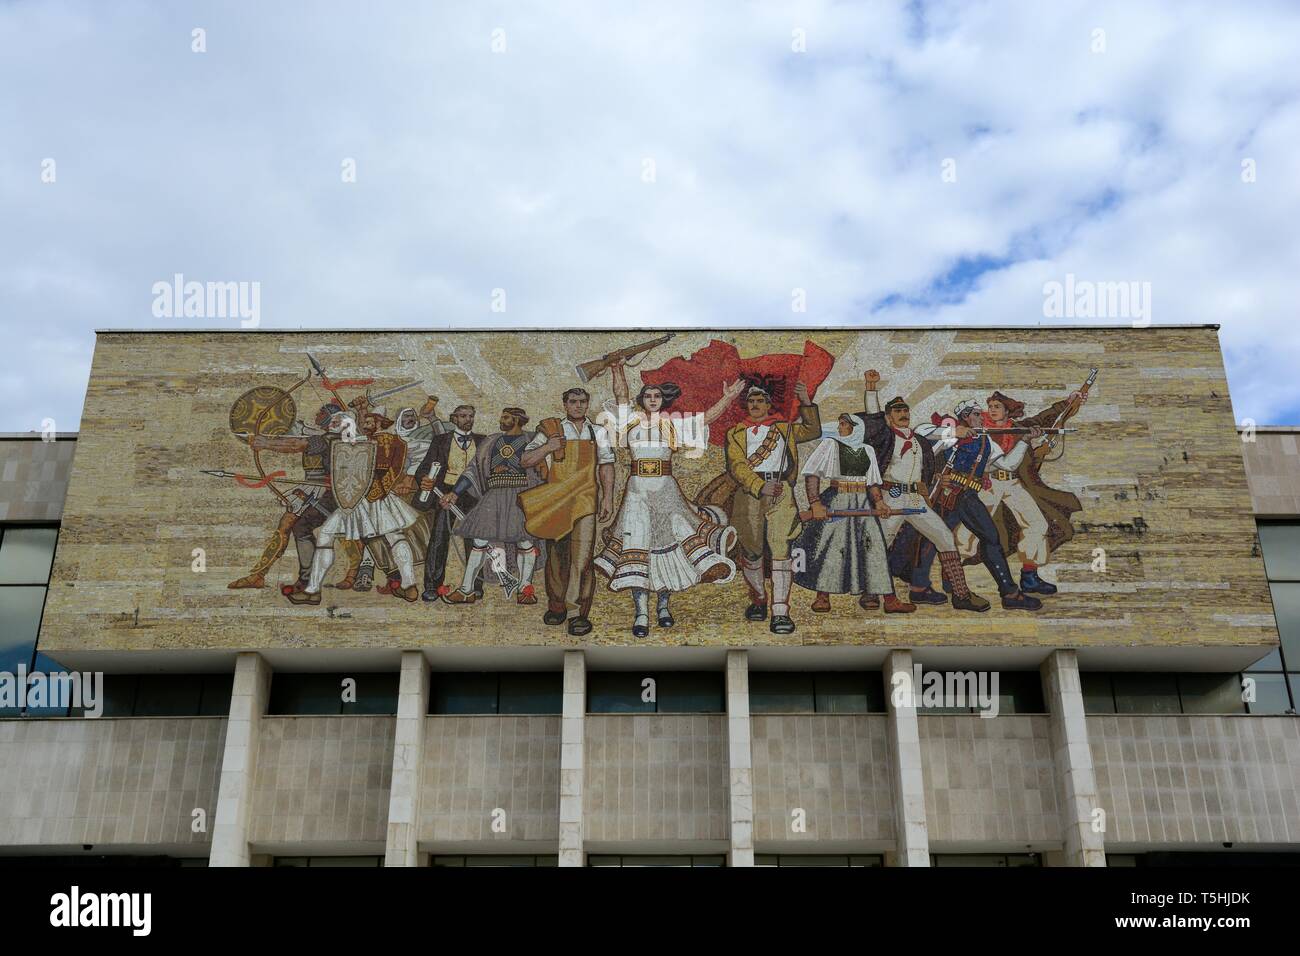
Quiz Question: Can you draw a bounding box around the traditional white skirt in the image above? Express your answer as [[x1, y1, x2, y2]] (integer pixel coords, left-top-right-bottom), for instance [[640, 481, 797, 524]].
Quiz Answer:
[[594, 474, 736, 593], [318, 493, 421, 540]]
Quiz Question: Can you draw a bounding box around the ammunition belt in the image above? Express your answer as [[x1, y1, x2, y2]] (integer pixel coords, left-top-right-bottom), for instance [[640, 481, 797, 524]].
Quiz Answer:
[[830, 480, 873, 493], [884, 481, 922, 494], [942, 471, 984, 493]]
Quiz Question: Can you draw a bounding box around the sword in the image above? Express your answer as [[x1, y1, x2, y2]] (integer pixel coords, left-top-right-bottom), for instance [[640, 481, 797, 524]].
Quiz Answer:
[[365, 380, 425, 405]]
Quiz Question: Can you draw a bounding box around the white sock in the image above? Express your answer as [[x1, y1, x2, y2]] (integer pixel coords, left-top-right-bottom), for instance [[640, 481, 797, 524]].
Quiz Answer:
[[460, 543, 488, 592], [518, 543, 537, 587], [306, 547, 334, 593], [390, 538, 415, 589], [770, 559, 792, 616]]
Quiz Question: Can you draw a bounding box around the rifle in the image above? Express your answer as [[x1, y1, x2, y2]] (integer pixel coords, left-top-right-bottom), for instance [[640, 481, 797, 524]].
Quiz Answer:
[[1033, 367, 1098, 467], [574, 334, 675, 383], [972, 427, 1077, 436], [799, 507, 926, 521]]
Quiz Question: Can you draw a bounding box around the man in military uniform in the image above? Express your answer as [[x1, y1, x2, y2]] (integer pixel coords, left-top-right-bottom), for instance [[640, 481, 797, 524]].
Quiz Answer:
[[725, 383, 821, 635], [439, 407, 544, 605]]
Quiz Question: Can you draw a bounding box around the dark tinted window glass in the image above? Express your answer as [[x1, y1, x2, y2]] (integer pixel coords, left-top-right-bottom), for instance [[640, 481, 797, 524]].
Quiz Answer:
[[814, 673, 884, 713], [431, 673, 499, 714], [199, 674, 234, 715], [1245, 673, 1293, 714], [1112, 673, 1181, 714], [269, 673, 396, 715], [1258, 522, 1300, 580], [656, 673, 724, 713], [997, 672, 1045, 714], [0, 527, 58, 584], [587, 673, 655, 713], [749, 673, 815, 714], [1268, 583, 1300, 662], [1177, 674, 1247, 714], [132, 675, 204, 717], [498, 673, 562, 714], [0, 585, 47, 671], [1081, 673, 1115, 714], [88, 675, 139, 717], [344, 674, 398, 715]]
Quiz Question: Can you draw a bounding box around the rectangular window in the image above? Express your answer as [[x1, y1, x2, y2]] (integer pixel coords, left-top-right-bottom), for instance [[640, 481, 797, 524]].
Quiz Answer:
[[749, 672, 886, 714], [754, 855, 883, 867], [587, 855, 725, 867], [1258, 521, 1300, 581], [1268, 582, 1300, 662], [1111, 673, 1181, 715], [0, 526, 58, 584], [749, 673, 815, 714], [1177, 674, 1247, 714], [431, 672, 499, 714], [586, 672, 723, 714], [430, 855, 558, 867], [428, 673, 564, 715], [1244, 673, 1293, 714], [1081, 673, 1116, 714], [268, 673, 398, 715]]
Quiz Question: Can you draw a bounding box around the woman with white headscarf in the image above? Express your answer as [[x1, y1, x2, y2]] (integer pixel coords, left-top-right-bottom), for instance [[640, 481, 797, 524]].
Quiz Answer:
[[792, 413, 912, 613]]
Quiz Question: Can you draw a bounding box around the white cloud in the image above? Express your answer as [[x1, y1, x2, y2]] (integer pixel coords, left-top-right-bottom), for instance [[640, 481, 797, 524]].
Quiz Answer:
[[1, 0, 1298, 430]]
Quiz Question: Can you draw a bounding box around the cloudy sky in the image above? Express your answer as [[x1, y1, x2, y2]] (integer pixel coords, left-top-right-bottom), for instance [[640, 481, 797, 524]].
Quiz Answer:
[[3, 0, 1298, 432]]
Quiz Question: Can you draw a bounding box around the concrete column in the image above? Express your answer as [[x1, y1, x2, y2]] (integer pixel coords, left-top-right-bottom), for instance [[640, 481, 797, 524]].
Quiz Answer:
[[558, 650, 586, 867], [385, 651, 430, 866], [884, 649, 929, 866], [1042, 649, 1107, 867], [726, 650, 755, 867], [210, 651, 271, 867]]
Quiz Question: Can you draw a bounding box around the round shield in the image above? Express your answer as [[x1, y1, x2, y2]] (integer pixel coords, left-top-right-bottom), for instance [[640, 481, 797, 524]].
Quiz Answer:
[[230, 386, 297, 437]]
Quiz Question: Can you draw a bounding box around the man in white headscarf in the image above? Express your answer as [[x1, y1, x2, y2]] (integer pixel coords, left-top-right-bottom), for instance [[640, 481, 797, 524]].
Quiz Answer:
[[792, 413, 913, 613]]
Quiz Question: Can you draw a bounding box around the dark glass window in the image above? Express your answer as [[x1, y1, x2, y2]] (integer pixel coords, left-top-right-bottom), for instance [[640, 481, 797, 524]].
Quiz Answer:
[[1258, 522, 1300, 580], [1081, 673, 1116, 713], [0, 586, 48, 672], [428, 673, 563, 715], [750, 672, 885, 714], [431, 855, 558, 867], [1269, 583, 1300, 662], [755, 855, 883, 867], [586, 672, 723, 714], [273, 856, 383, 867], [996, 672, 1046, 714], [932, 854, 1041, 867], [1244, 673, 1293, 714], [0, 526, 58, 584], [1177, 674, 1247, 714], [587, 855, 725, 867], [1112, 673, 1181, 714], [268, 673, 398, 715]]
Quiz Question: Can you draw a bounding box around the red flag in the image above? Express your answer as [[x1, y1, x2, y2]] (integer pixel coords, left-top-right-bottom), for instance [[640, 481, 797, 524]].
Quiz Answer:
[[641, 339, 834, 446]]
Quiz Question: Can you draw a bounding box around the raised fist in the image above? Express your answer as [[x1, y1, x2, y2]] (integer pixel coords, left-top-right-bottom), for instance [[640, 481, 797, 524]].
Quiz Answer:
[[864, 369, 881, 390]]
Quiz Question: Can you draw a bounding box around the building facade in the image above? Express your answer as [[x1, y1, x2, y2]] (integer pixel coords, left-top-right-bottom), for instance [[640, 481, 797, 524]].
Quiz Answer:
[[0, 326, 1297, 867]]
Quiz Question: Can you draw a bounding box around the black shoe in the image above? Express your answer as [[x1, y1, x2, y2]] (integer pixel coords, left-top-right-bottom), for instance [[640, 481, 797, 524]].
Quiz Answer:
[[543, 610, 567, 626], [769, 615, 795, 635], [632, 624, 649, 638], [951, 593, 991, 612], [568, 617, 593, 637], [658, 612, 674, 628], [745, 602, 768, 622], [421, 589, 440, 602], [1001, 591, 1043, 611], [1019, 570, 1058, 595], [908, 587, 948, 605]]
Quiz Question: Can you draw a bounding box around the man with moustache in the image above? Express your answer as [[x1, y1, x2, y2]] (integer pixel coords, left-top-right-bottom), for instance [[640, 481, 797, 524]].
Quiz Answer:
[[413, 404, 486, 602]]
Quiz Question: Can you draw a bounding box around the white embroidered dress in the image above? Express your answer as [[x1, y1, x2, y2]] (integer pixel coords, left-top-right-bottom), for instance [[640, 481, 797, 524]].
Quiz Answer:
[[594, 413, 736, 593]]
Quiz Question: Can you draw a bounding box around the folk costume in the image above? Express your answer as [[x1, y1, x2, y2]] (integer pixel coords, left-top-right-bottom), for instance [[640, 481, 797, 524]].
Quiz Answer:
[[594, 413, 736, 630], [792, 419, 892, 601]]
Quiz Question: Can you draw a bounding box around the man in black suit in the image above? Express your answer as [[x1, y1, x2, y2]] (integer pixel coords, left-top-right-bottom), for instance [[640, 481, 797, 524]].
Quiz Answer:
[[413, 404, 485, 602]]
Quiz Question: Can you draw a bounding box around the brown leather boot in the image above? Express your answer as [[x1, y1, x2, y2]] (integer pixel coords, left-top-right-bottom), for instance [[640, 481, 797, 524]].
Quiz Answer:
[[883, 593, 916, 613], [811, 592, 831, 612], [228, 573, 265, 589]]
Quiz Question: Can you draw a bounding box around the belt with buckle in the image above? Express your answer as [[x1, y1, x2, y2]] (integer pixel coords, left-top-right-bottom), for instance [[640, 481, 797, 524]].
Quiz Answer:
[[755, 470, 786, 480], [943, 472, 984, 492], [635, 459, 671, 477], [830, 479, 873, 493], [884, 481, 921, 495], [990, 468, 1016, 482]]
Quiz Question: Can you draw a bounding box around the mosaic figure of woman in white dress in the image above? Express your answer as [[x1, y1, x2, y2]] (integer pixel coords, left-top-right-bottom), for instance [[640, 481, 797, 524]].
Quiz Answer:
[[594, 359, 745, 637]]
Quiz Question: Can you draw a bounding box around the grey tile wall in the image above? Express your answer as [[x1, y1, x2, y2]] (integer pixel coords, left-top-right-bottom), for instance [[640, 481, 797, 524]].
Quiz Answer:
[[584, 714, 728, 843], [1089, 715, 1300, 845], [249, 716, 394, 846], [0, 717, 224, 848], [0, 437, 77, 521], [919, 715, 1061, 845], [1240, 430, 1300, 516], [420, 715, 560, 842], [751, 714, 893, 843]]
